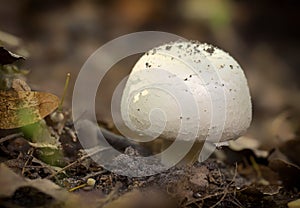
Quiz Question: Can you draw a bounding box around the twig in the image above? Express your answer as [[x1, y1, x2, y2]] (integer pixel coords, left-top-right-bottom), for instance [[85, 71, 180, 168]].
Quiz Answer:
[[0, 132, 23, 143], [31, 157, 58, 175], [209, 163, 238, 208], [250, 155, 262, 178], [185, 163, 240, 207], [230, 197, 246, 208], [46, 146, 111, 179], [97, 182, 122, 208], [21, 149, 33, 176], [83, 170, 107, 181], [209, 189, 228, 208]]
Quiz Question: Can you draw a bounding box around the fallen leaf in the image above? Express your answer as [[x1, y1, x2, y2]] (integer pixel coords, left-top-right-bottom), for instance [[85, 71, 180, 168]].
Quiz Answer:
[[0, 90, 59, 129], [256, 184, 282, 196], [0, 164, 99, 208], [11, 78, 31, 91], [229, 136, 268, 158], [0, 47, 24, 65], [103, 189, 175, 208], [288, 199, 300, 208], [278, 138, 300, 167], [268, 148, 300, 188], [189, 166, 209, 191]]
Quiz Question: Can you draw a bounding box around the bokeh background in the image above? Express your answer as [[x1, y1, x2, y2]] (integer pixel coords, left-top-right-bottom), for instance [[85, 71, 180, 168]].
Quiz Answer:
[[0, 0, 299, 151]]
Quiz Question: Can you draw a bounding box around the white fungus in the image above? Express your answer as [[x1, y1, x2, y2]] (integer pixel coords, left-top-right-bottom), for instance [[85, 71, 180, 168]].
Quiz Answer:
[[121, 40, 252, 144]]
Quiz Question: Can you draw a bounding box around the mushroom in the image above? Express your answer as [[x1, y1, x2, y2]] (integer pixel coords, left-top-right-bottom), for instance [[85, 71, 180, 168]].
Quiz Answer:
[[120, 40, 252, 164]]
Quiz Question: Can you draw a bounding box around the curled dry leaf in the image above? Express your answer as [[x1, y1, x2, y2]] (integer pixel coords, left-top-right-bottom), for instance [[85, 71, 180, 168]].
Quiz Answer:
[[0, 47, 24, 65], [228, 136, 269, 158], [0, 90, 59, 129]]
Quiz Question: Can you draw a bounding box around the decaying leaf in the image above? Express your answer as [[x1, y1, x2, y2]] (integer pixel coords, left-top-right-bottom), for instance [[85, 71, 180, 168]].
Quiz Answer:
[[0, 47, 24, 65], [0, 163, 98, 208], [255, 184, 282, 196], [11, 78, 31, 91], [229, 136, 269, 158], [103, 189, 175, 208], [268, 148, 300, 187], [0, 90, 59, 129], [189, 166, 209, 191], [278, 138, 300, 167], [288, 199, 300, 208]]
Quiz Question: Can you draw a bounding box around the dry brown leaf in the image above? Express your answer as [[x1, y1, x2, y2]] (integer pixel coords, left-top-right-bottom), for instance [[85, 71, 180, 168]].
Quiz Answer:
[[268, 148, 300, 188], [11, 78, 31, 91], [0, 47, 24, 65], [103, 189, 175, 208], [288, 199, 300, 208], [189, 166, 209, 191], [0, 164, 99, 208], [255, 184, 282, 196], [278, 138, 300, 167], [0, 90, 59, 129], [229, 136, 268, 157]]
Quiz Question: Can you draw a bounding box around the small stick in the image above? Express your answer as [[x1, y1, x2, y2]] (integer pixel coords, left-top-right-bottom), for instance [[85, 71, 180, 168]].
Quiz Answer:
[[250, 155, 262, 178], [58, 73, 70, 112], [185, 163, 239, 207], [68, 183, 87, 192], [21, 149, 33, 176], [0, 132, 23, 144], [46, 146, 111, 179], [31, 157, 58, 175], [83, 170, 107, 181]]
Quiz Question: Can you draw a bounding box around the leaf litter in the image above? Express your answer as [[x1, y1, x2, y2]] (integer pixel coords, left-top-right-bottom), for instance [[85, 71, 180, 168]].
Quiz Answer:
[[1, 39, 300, 208]]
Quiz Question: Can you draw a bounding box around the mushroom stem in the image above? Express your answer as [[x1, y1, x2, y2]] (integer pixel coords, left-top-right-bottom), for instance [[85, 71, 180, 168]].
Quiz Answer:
[[159, 140, 204, 166], [139, 138, 204, 166]]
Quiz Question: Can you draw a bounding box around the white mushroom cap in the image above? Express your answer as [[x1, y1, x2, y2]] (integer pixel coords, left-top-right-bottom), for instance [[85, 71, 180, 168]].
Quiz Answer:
[[121, 40, 252, 143]]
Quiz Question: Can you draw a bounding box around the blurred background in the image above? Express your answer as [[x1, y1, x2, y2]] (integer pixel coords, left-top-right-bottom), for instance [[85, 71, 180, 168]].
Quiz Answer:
[[0, 0, 299, 151]]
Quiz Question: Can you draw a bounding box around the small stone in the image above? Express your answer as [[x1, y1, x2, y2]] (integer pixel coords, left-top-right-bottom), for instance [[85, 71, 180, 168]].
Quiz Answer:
[[86, 178, 96, 187], [193, 192, 202, 198], [50, 112, 64, 123]]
